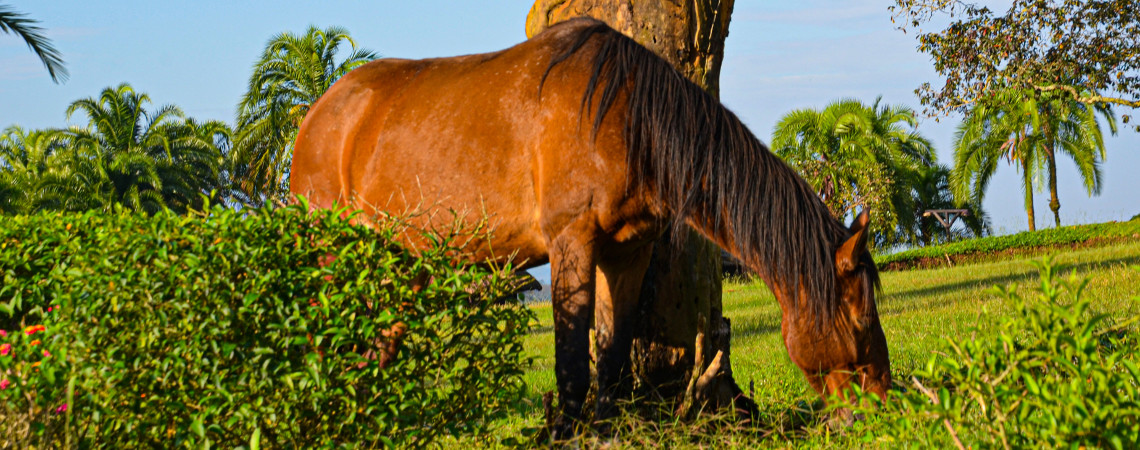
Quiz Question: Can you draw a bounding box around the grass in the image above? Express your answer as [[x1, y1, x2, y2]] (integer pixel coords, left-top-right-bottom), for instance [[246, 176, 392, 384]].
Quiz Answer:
[[462, 238, 1140, 448]]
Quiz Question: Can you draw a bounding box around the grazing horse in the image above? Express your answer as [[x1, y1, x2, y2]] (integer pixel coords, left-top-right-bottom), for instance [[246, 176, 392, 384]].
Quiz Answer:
[[291, 18, 890, 435]]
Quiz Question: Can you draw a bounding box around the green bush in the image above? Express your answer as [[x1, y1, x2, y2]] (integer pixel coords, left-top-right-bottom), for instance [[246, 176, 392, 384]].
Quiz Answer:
[[0, 202, 533, 448], [877, 219, 1140, 269], [855, 257, 1140, 448]]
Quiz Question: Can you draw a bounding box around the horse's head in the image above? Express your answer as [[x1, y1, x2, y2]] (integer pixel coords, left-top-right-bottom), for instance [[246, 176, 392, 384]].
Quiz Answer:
[[780, 211, 890, 423]]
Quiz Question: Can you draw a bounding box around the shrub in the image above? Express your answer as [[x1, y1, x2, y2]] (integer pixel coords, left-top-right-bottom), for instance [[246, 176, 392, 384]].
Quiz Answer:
[[876, 220, 1140, 269], [854, 257, 1140, 448], [0, 201, 533, 448]]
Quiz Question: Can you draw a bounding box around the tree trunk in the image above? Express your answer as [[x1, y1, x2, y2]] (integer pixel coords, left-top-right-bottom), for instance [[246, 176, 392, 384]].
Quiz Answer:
[[526, 0, 754, 418], [1047, 151, 1061, 227], [1022, 153, 1036, 232], [1042, 118, 1061, 228]]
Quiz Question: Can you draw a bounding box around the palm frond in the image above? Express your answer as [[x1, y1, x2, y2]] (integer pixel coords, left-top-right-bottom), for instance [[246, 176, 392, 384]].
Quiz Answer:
[[0, 5, 68, 83]]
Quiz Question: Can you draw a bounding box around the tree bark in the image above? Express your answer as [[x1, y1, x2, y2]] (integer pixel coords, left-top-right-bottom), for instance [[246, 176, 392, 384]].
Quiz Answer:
[[526, 0, 754, 418], [1047, 151, 1061, 227], [1022, 153, 1037, 232], [1042, 119, 1062, 228]]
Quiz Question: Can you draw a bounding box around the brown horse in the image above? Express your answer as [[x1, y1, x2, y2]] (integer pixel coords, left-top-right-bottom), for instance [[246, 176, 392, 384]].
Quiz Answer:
[[291, 18, 890, 435]]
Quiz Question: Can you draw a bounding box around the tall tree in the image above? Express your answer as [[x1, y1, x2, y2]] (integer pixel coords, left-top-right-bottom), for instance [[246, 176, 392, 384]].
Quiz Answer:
[[951, 89, 1116, 230], [1038, 91, 1117, 227], [0, 4, 67, 83], [772, 98, 935, 246], [234, 26, 375, 204], [951, 89, 1041, 231], [890, 0, 1139, 130], [64, 83, 224, 214], [526, 0, 748, 417]]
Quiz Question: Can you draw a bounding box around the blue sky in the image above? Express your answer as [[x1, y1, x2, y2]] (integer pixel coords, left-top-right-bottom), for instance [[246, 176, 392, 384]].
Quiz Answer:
[[3, 1, 1137, 282]]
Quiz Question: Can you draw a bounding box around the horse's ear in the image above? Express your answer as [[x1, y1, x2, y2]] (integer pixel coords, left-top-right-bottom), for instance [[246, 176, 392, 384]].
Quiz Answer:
[[836, 211, 870, 274]]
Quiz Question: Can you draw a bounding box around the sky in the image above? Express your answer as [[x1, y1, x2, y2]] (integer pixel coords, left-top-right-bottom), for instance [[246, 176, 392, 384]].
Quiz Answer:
[[3, 1, 1137, 282]]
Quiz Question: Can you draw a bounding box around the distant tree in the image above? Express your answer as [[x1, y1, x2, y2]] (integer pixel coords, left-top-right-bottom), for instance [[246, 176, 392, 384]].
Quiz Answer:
[[890, 0, 1139, 130], [0, 176, 14, 214], [63, 83, 225, 214], [902, 163, 989, 246], [233, 26, 376, 205], [0, 126, 68, 213], [773, 97, 935, 246], [951, 88, 1116, 230], [0, 4, 67, 83], [29, 140, 110, 213], [158, 118, 232, 208]]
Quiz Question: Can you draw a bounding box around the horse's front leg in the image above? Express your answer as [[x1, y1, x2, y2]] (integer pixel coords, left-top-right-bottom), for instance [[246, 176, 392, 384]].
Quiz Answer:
[[593, 243, 653, 425], [549, 223, 598, 440]]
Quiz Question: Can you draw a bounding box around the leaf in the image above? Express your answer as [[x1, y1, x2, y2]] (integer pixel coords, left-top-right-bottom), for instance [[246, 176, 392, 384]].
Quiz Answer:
[[249, 427, 261, 450], [191, 417, 206, 438]]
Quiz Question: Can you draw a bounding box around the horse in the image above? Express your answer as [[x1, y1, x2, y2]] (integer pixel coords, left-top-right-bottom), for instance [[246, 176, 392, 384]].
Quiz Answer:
[[291, 18, 890, 436]]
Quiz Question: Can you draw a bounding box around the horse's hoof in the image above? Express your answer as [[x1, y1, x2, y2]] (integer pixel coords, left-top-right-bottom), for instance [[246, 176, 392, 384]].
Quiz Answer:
[[550, 416, 581, 444]]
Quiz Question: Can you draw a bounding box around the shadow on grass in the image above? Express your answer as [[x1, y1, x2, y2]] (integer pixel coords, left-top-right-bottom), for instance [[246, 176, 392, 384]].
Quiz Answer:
[[730, 314, 782, 339], [529, 324, 553, 336], [514, 396, 833, 448]]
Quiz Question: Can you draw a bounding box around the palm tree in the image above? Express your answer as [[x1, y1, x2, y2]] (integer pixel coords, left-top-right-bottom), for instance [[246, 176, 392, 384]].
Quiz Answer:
[[1037, 95, 1116, 227], [63, 83, 224, 214], [772, 97, 935, 246], [951, 89, 1116, 230], [0, 125, 69, 213], [903, 164, 989, 246], [951, 90, 1039, 230], [233, 26, 376, 204], [151, 118, 232, 210], [29, 142, 112, 213], [0, 4, 67, 83]]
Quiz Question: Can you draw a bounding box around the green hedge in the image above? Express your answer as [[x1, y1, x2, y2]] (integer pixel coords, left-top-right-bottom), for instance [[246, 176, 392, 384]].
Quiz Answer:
[[877, 219, 1140, 269], [0, 202, 533, 448]]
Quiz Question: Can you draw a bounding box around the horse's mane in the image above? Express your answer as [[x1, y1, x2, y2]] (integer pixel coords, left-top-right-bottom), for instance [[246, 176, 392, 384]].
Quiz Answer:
[[542, 18, 880, 324]]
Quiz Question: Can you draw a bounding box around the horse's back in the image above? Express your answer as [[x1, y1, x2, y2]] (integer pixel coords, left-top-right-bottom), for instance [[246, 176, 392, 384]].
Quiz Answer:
[[292, 20, 620, 265]]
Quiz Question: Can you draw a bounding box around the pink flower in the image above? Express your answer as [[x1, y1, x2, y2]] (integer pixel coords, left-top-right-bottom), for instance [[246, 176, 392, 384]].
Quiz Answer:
[[0, 379, 8, 390], [42, 350, 50, 358], [0, 329, 7, 338], [0, 344, 9, 356], [55, 403, 67, 414]]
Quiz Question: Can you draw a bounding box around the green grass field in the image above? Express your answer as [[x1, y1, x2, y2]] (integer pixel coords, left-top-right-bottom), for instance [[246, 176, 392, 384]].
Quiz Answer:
[[467, 238, 1140, 448]]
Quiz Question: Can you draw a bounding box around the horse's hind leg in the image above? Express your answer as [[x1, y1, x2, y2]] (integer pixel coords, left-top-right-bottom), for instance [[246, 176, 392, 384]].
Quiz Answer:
[[593, 243, 654, 425], [548, 223, 598, 439]]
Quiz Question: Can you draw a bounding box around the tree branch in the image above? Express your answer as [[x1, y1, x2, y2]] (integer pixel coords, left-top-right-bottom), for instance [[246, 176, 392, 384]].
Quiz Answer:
[[1033, 84, 1140, 108], [912, 377, 966, 450]]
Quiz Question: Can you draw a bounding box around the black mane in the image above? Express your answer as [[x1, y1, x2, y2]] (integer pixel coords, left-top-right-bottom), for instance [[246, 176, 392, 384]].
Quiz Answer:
[[542, 18, 880, 324]]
